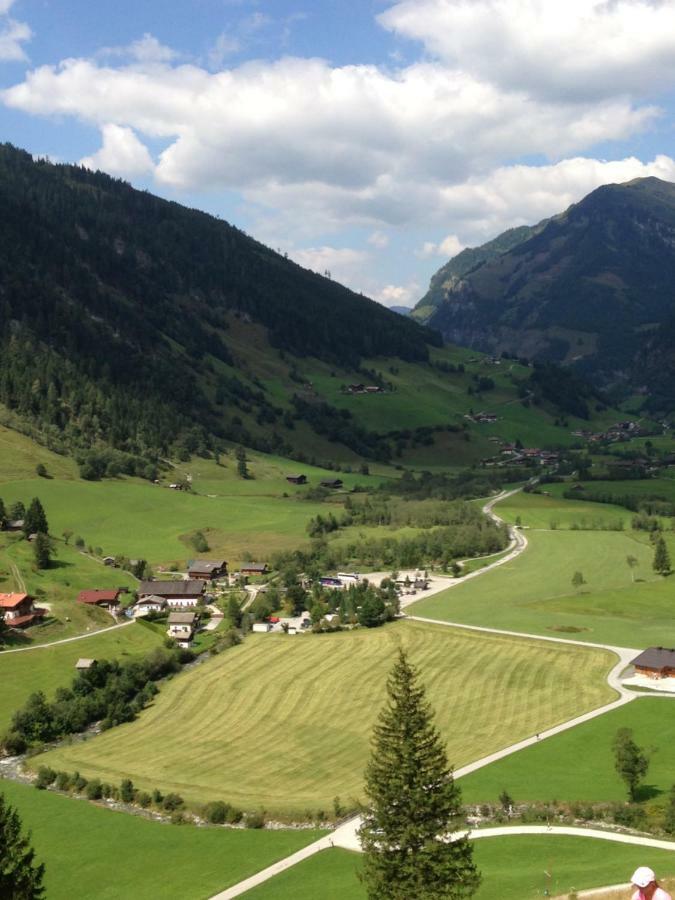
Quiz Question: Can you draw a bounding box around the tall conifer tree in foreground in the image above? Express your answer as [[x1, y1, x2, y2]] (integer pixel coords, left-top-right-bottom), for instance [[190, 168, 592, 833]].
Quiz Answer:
[[0, 792, 45, 898], [359, 649, 480, 900]]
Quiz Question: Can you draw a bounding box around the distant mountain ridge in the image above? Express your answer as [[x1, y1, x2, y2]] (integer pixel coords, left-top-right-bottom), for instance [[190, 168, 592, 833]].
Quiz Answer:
[[415, 176, 675, 411]]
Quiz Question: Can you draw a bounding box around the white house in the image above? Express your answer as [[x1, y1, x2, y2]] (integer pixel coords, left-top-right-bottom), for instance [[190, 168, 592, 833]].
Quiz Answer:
[[132, 594, 167, 617], [167, 611, 197, 647]]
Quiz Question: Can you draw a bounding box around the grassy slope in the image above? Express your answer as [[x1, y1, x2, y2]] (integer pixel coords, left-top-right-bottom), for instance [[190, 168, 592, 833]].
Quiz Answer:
[[244, 838, 675, 900], [412, 490, 675, 648], [0, 779, 323, 900], [37, 620, 615, 815], [460, 698, 675, 804], [0, 424, 78, 481], [0, 622, 163, 732], [0, 535, 137, 643]]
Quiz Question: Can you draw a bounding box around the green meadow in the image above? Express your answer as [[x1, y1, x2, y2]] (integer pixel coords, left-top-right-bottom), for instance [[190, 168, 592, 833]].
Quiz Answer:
[[0, 779, 324, 900], [36, 620, 615, 816], [496, 489, 633, 530], [0, 622, 163, 732], [460, 698, 675, 805], [243, 837, 675, 900], [411, 520, 675, 648]]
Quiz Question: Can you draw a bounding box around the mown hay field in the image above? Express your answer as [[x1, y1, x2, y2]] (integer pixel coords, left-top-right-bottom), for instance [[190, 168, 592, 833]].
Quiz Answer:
[[38, 620, 616, 816]]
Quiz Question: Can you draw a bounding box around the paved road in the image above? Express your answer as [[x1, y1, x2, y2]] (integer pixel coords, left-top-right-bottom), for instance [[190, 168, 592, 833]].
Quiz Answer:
[[0, 620, 133, 654]]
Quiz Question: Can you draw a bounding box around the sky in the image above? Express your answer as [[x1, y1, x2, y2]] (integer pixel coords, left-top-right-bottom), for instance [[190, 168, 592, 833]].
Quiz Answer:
[[2, 0, 675, 308]]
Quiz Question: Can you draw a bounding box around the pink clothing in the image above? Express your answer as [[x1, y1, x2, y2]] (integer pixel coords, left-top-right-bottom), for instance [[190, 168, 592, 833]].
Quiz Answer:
[[632, 889, 672, 900]]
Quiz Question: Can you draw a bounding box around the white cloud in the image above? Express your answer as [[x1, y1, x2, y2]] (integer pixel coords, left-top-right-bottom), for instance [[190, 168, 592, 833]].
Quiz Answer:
[[208, 33, 241, 69], [98, 33, 178, 65], [80, 124, 155, 178], [375, 282, 420, 307], [368, 230, 389, 249], [417, 234, 464, 258], [379, 0, 675, 101], [436, 154, 675, 242], [0, 6, 30, 62]]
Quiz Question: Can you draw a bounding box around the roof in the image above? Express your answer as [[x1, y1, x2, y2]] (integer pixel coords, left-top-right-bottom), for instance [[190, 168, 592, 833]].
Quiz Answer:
[[138, 580, 204, 596], [76, 658, 96, 669], [133, 594, 167, 607], [168, 612, 197, 624], [240, 563, 267, 571], [631, 647, 675, 670], [77, 589, 121, 605], [0, 592, 30, 609], [9, 610, 46, 627], [188, 560, 227, 574]]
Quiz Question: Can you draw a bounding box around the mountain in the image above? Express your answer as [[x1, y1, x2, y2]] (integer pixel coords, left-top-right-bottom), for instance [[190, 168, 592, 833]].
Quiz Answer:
[[417, 177, 675, 409], [0, 144, 440, 467]]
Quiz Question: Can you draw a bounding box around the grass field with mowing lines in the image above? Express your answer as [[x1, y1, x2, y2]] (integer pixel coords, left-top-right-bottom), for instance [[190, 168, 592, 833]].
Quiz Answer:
[[0, 622, 163, 732], [243, 837, 675, 900], [411, 527, 675, 648], [0, 779, 324, 900], [496, 489, 633, 530], [36, 620, 615, 816], [460, 698, 675, 805]]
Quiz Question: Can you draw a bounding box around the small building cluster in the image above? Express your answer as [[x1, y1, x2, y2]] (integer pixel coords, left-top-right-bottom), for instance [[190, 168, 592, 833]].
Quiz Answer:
[[343, 384, 384, 394]]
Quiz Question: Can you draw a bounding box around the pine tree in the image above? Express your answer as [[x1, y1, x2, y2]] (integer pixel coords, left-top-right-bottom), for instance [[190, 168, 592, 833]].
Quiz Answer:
[[23, 498, 48, 537], [653, 537, 671, 575], [0, 791, 45, 898], [359, 650, 480, 899], [33, 533, 52, 570]]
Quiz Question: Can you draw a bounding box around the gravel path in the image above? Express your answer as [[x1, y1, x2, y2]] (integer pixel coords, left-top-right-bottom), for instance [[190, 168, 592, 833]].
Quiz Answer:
[[0, 620, 133, 654]]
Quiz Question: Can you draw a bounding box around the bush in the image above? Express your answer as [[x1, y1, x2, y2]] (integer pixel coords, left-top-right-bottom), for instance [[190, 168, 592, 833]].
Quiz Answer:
[[204, 801, 230, 824], [245, 811, 265, 829], [34, 766, 56, 790], [120, 778, 135, 803], [163, 793, 184, 812], [72, 772, 88, 792], [152, 789, 164, 806], [3, 732, 27, 755], [225, 806, 244, 825], [137, 792, 152, 809], [54, 771, 72, 791], [85, 779, 103, 800]]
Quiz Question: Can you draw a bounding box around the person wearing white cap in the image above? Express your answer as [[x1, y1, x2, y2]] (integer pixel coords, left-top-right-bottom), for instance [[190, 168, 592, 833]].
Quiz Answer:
[[631, 866, 672, 900]]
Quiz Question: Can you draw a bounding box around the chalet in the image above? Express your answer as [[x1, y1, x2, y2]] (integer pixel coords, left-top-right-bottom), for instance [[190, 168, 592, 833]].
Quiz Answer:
[[0, 593, 46, 628], [286, 474, 307, 485], [346, 384, 365, 394], [5, 519, 24, 532], [365, 385, 383, 393], [77, 589, 122, 613], [631, 647, 675, 679], [320, 479, 343, 489], [75, 658, 96, 671], [240, 562, 269, 576], [137, 580, 204, 608], [131, 594, 167, 617], [187, 559, 228, 581], [166, 611, 197, 647]]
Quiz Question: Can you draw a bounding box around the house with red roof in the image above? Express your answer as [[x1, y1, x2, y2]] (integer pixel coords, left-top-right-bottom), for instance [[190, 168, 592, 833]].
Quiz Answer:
[[0, 593, 46, 629], [77, 589, 122, 614]]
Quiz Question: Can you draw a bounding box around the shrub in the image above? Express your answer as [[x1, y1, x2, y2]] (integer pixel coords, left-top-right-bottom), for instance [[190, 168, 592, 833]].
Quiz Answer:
[[85, 779, 103, 800], [72, 772, 88, 792], [162, 793, 184, 812], [54, 771, 72, 791], [225, 806, 243, 825], [204, 801, 230, 824], [152, 789, 164, 806], [120, 778, 135, 803], [137, 792, 152, 809], [34, 766, 56, 790], [245, 811, 265, 829], [3, 732, 27, 755]]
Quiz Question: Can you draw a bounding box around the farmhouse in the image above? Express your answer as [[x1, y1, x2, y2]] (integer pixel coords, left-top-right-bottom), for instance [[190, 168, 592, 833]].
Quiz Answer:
[[0, 593, 46, 628], [320, 479, 343, 489], [286, 474, 307, 485], [631, 647, 675, 679], [77, 589, 122, 613], [138, 580, 205, 608], [167, 611, 197, 647], [240, 562, 269, 576], [187, 559, 228, 580], [131, 594, 167, 617], [4, 519, 25, 532]]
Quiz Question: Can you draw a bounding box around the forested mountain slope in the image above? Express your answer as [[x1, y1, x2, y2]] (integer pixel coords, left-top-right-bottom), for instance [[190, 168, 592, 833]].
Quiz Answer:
[[0, 144, 438, 462], [417, 177, 675, 412]]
